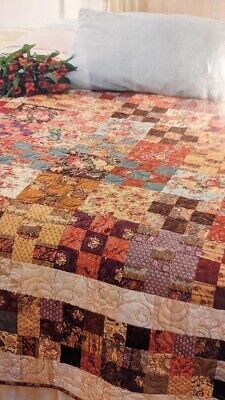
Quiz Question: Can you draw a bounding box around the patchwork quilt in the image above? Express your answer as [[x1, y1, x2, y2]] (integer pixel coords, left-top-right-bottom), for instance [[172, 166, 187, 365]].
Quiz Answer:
[[0, 90, 225, 399]]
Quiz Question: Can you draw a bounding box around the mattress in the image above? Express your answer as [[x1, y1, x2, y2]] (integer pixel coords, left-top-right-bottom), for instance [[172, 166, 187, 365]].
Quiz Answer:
[[0, 90, 225, 400]]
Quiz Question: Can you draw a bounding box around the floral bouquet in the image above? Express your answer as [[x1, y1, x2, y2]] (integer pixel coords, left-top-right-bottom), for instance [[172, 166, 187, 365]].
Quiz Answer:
[[0, 44, 76, 97]]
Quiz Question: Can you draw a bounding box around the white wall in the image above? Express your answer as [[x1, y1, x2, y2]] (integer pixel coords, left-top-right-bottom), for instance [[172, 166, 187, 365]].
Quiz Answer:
[[0, 0, 60, 29], [0, 0, 106, 30], [64, 0, 106, 19], [0, 0, 224, 31]]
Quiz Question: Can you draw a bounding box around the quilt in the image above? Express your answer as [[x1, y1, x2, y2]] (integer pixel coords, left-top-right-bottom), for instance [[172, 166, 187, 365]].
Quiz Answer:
[[0, 90, 225, 399]]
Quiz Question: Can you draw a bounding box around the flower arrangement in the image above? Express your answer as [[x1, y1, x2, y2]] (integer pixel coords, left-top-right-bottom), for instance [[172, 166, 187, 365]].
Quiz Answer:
[[0, 44, 76, 97]]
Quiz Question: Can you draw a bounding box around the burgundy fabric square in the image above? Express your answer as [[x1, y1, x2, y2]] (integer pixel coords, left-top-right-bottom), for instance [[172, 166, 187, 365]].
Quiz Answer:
[[40, 298, 63, 322], [110, 220, 138, 240], [100, 362, 121, 386], [84, 310, 105, 336], [54, 246, 78, 273], [120, 368, 145, 393], [219, 341, 225, 361], [214, 287, 225, 310], [81, 231, 107, 255], [98, 258, 124, 286], [63, 304, 85, 329], [0, 290, 18, 313], [20, 336, 38, 357], [72, 211, 94, 229], [195, 258, 220, 285], [40, 319, 62, 342]]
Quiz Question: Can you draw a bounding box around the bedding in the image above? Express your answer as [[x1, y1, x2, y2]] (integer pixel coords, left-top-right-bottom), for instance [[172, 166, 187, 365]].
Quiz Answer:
[[70, 9, 225, 101], [0, 89, 225, 400]]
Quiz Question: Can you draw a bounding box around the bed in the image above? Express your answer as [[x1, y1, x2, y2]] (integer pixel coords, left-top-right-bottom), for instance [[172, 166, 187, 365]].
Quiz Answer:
[[0, 87, 225, 400], [1, 11, 225, 400]]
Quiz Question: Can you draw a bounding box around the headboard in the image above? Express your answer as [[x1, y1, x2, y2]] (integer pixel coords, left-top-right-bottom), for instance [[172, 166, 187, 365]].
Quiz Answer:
[[108, 0, 225, 20]]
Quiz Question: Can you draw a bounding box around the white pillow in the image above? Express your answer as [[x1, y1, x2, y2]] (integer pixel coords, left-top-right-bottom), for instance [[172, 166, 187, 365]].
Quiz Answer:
[[69, 9, 225, 100]]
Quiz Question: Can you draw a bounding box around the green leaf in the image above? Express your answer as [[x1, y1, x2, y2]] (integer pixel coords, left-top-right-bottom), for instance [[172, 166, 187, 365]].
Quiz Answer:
[[44, 51, 60, 63], [59, 76, 70, 84], [6, 44, 36, 62], [13, 76, 20, 88], [2, 66, 7, 77], [43, 72, 57, 83]]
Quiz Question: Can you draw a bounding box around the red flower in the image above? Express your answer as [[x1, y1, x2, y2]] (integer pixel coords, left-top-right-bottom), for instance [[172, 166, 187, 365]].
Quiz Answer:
[[25, 81, 36, 96], [38, 63, 47, 73], [8, 74, 15, 81], [48, 83, 69, 93], [24, 71, 33, 81], [58, 65, 68, 73], [53, 71, 62, 81], [8, 63, 19, 73], [0, 44, 75, 97], [38, 79, 50, 90], [47, 58, 57, 65], [18, 56, 26, 66], [11, 87, 21, 96]]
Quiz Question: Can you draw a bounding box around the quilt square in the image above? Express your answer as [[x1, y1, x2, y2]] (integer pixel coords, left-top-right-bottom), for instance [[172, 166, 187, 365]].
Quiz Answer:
[[163, 170, 225, 201], [17, 172, 100, 210], [79, 183, 159, 224], [0, 164, 39, 199]]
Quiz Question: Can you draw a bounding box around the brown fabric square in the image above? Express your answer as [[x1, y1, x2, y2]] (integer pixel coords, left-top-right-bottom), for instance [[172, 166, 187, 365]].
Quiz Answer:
[[148, 129, 165, 138], [144, 373, 169, 394], [169, 127, 187, 134], [132, 109, 149, 117], [194, 357, 217, 379], [182, 135, 198, 143], [176, 197, 199, 209], [111, 112, 128, 119], [122, 102, 137, 109], [162, 217, 187, 234], [148, 202, 173, 216], [152, 107, 167, 113], [143, 117, 159, 123], [191, 211, 215, 225]]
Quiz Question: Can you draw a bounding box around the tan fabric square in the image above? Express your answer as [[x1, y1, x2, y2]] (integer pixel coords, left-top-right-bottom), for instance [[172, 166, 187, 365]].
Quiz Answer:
[[82, 331, 103, 356], [169, 206, 193, 221], [196, 200, 221, 215], [38, 223, 65, 246], [12, 236, 36, 263], [191, 376, 213, 397], [199, 165, 218, 175], [39, 336, 61, 360], [0, 332, 18, 354], [0, 213, 23, 237], [18, 296, 40, 338], [201, 241, 225, 263], [146, 354, 172, 375], [191, 282, 216, 307], [168, 375, 191, 395], [218, 263, 225, 287], [26, 204, 53, 223]]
